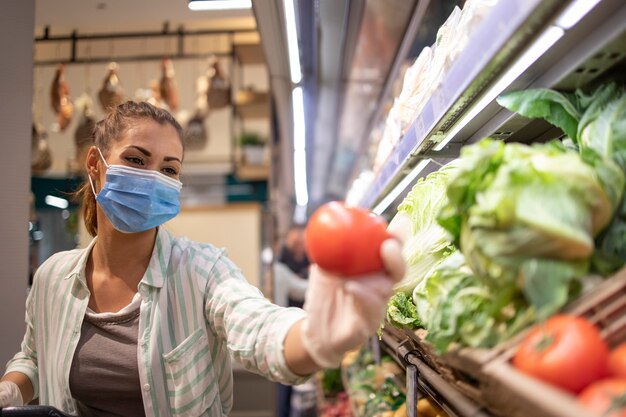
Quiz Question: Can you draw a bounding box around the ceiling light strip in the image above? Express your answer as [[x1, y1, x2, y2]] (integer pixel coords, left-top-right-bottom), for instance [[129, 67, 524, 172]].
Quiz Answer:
[[372, 159, 431, 215], [292, 86, 308, 206], [188, 0, 252, 11], [555, 0, 603, 29], [283, 0, 302, 84], [433, 25, 564, 151]]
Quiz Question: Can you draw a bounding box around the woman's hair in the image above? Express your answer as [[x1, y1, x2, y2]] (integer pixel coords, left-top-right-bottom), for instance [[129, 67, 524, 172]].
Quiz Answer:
[[77, 101, 184, 237]]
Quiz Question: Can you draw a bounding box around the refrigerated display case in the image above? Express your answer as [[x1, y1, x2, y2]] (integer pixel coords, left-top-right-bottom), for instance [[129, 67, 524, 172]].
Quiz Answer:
[[344, 0, 626, 416]]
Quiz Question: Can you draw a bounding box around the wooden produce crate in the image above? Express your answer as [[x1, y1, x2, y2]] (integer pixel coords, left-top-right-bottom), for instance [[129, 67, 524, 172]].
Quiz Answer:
[[480, 267, 626, 417], [400, 327, 502, 409], [395, 319, 521, 409]]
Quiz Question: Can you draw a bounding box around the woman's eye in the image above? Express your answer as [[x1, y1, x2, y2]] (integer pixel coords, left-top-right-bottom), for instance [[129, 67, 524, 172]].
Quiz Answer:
[[126, 156, 144, 165], [162, 167, 179, 176]]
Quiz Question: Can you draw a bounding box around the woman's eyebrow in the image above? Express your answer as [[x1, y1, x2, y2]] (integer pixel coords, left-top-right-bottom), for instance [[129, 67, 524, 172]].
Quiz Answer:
[[127, 145, 181, 163], [164, 156, 182, 163], [127, 145, 151, 156]]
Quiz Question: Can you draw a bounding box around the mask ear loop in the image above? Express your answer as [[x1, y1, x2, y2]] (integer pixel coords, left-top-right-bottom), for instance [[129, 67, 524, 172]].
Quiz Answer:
[[88, 174, 98, 198], [96, 147, 110, 168], [88, 147, 109, 197]]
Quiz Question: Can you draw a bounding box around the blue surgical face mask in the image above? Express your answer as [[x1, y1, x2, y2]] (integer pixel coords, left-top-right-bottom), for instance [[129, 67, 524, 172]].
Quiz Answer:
[[89, 148, 183, 233]]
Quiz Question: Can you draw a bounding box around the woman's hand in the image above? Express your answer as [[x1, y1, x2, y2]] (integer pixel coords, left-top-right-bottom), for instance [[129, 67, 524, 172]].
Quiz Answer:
[[0, 380, 24, 407], [299, 238, 405, 368]]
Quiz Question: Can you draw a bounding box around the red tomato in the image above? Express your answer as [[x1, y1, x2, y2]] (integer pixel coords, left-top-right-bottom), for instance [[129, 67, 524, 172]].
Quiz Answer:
[[578, 378, 626, 417], [305, 201, 392, 277], [609, 344, 626, 378], [512, 315, 609, 393]]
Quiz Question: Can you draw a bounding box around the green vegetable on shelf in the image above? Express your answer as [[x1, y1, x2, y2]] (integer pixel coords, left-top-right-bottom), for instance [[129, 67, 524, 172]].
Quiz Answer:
[[386, 292, 421, 330], [497, 83, 626, 272], [438, 138, 618, 318], [391, 162, 459, 296], [383, 82, 626, 353], [413, 251, 535, 352], [321, 368, 344, 397]]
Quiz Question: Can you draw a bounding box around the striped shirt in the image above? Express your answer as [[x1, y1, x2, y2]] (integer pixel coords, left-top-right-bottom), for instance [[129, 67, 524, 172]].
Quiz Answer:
[[5, 227, 309, 416]]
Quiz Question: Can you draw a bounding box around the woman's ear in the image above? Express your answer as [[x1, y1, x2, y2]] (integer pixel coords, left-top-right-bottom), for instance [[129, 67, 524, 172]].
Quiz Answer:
[[85, 146, 100, 179]]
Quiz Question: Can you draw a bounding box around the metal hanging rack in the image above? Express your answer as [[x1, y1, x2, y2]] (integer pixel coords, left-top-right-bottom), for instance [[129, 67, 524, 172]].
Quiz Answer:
[[33, 22, 257, 66]]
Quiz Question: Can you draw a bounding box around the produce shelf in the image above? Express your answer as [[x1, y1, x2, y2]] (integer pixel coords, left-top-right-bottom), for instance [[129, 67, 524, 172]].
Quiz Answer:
[[379, 268, 626, 417], [379, 328, 494, 417], [360, 0, 626, 210], [340, 366, 361, 417]]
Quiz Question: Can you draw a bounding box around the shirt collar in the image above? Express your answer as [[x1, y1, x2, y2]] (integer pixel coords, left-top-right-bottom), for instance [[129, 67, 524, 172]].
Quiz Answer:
[[64, 234, 98, 285], [140, 226, 174, 288], [63, 227, 174, 289]]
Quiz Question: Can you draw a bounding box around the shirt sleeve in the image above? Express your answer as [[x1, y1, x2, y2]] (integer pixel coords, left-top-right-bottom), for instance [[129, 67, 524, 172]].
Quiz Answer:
[[4, 275, 40, 398], [204, 252, 311, 385]]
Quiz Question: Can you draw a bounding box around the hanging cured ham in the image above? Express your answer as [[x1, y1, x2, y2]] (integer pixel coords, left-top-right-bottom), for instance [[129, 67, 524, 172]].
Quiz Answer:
[[183, 112, 208, 150], [98, 62, 124, 112], [183, 62, 212, 150], [74, 95, 97, 173], [159, 58, 179, 112], [31, 122, 52, 174], [50, 64, 74, 131], [206, 58, 230, 109]]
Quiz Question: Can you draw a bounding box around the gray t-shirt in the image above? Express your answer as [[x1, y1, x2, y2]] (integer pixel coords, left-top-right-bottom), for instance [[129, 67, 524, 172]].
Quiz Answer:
[[69, 295, 145, 417]]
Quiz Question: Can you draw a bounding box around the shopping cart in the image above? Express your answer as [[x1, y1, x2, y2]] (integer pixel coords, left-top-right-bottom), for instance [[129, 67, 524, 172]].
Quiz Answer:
[[0, 406, 74, 416]]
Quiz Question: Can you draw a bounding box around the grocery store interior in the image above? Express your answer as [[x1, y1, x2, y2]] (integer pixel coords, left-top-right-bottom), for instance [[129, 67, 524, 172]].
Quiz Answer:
[[1, 0, 626, 416]]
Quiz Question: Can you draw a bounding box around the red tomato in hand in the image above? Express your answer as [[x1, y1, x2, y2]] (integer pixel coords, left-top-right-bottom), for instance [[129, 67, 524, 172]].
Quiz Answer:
[[609, 344, 626, 378], [305, 201, 392, 277], [578, 378, 626, 417], [512, 315, 609, 393]]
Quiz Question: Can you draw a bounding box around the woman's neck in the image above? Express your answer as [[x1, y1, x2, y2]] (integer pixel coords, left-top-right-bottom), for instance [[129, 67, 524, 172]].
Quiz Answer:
[[91, 224, 157, 284]]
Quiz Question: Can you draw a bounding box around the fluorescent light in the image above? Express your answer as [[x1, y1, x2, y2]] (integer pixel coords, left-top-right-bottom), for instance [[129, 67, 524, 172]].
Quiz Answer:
[[434, 25, 564, 151], [292, 87, 305, 151], [292, 86, 308, 206], [555, 0, 602, 29], [45, 195, 69, 209], [372, 159, 430, 215], [294, 204, 307, 224], [188, 0, 252, 11], [294, 149, 308, 206], [283, 0, 302, 83]]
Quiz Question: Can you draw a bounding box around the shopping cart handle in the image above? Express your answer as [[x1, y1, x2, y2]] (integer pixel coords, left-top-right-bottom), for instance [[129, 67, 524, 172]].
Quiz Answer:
[[0, 405, 75, 416]]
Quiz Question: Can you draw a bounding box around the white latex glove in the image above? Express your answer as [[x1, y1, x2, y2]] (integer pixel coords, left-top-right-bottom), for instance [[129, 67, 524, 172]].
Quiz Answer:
[[0, 380, 23, 407], [300, 238, 405, 368]]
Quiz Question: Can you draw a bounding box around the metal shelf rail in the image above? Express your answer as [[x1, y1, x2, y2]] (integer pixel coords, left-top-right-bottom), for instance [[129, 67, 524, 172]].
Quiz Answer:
[[379, 331, 494, 417], [359, 0, 626, 210]]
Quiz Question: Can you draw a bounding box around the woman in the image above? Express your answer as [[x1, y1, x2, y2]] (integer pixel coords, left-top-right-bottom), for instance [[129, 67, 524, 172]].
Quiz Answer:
[[0, 101, 404, 416]]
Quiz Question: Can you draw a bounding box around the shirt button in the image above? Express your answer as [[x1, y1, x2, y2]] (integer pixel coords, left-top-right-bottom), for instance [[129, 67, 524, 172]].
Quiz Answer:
[[143, 384, 151, 392]]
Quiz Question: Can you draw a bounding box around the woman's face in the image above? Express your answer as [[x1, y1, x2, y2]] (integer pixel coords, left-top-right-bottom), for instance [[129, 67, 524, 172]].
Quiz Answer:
[[97, 119, 184, 181]]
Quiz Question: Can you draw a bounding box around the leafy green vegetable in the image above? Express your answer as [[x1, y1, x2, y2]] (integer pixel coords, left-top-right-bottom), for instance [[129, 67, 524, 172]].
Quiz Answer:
[[321, 368, 344, 396], [497, 89, 582, 142], [413, 251, 535, 352], [392, 162, 459, 294], [499, 83, 626, 271], [386, 292, 421, 329], [439, 138, 613, 316]]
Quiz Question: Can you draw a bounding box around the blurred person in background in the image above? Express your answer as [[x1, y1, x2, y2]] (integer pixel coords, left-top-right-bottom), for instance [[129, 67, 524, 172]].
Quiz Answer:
[[278, 224, 310, 308]]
